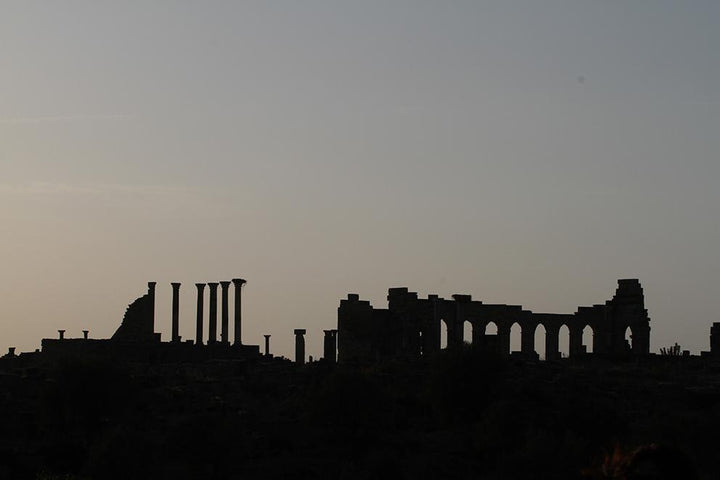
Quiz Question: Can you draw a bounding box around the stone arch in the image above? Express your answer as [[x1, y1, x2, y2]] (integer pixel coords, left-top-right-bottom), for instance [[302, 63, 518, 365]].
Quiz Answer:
[[440, 319, 448, 349], [559, 325, 570, 358], [510, 322, 522, 353], [463, 320, 473, 344], [534, 324, 547, 360], [485, 321, 498, 335], [582, 325, 594, 353]]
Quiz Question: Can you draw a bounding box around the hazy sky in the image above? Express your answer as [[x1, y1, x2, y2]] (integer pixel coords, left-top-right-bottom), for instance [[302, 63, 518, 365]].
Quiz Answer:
[[1, 1, 718, 359]]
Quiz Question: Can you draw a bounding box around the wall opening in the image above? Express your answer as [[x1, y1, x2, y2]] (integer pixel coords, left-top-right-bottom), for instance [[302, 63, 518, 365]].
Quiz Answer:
[[583, 325, 594, 354], [485, 322, 498, 335], [463, 320, 473, 344], [534, 324, 547, 360], [624, 326, 633, 352], [559, 325, 570, 358], [510, 322, 522, 353], [440, 319, 448, 349]]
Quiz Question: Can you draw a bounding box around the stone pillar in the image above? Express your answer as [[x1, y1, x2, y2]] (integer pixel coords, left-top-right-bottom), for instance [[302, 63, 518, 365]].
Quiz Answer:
[[58, 330, 65, 340], [8, 347, 15, 356], [195, 283, 205, 345], [331, 329, 338, 362], [264, 334, 271, 356], [171, 282, 181, 342], [220, 281, 230, 344], [147, 282, 157, 330], [520, 323, 535, 355], [545, 325, 560, 361], [294, 329, 306, 364], [82, 330, 89, 340], [323, 330, 335, 362], [569, 326, 584, 357], [232, 278, 246, 345], [207, 282, 219, 344], [497, 324, 511, 356], [711, 323, 720, 354]]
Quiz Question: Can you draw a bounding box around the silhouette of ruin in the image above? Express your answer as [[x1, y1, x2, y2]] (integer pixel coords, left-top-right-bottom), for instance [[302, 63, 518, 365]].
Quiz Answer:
[[338, 279, 651, 363]]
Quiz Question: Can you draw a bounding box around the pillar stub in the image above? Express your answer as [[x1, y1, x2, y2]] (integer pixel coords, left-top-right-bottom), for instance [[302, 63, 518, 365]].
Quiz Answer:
[[58, 330, 65, 340]]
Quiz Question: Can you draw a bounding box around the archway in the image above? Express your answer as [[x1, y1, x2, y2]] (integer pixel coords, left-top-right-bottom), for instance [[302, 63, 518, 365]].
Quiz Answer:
[[582, 325, 594, 354], [624, 326, 633, 352], [485, 322, 498, 335], [510, 322, 522, 353], [440, 319, 448, 349], [534, 324, 547, 360], [463, 320, 473, 344], [559, 325, 570, 358]]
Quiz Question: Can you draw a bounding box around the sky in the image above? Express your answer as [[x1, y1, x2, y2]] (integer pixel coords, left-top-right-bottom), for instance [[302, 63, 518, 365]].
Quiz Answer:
[[1, 1, 718, 359]]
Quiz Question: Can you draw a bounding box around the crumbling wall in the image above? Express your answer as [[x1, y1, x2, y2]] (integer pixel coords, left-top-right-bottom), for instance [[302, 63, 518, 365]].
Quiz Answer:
[[111, 282, 159, 343]]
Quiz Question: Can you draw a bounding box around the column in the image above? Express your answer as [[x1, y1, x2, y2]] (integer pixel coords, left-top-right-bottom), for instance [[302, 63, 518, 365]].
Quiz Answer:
[[171, 282, 181, 342], [58, 330, 65, 340], [545, 325, 560, 361], [294, 329, 306, 364], [232, 278, 246, 345], [82, 330, 89, 340], [207, 282, 219, 344], [264, 334, 271, 356], [195, 283, 205, 345], [323, 330, 337, 363], [220, 281, 230, 344]]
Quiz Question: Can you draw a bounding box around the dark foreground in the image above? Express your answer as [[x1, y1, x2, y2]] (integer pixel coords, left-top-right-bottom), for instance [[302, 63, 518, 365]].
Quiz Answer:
[[1, 348, 718, 479]]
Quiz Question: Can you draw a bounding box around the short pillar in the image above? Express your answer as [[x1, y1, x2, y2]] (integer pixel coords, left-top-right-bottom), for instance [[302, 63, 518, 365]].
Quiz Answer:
[[207, 282, 219, 344], [171, 282, 181, 342], [220, 281, 231, 344], [8, 347, 15, 356], [294, 329, 306, 365], [82, 330, 89, 340], [264, 334, 271, 356], [232, 278, 246, 345], [195, 283, 206, 345], [58, 330, 65, 340]]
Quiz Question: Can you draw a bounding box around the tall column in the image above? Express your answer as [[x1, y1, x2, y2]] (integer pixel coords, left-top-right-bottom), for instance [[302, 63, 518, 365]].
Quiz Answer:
[[171, 282, 181, 342], [220, 281, 230, 344], [147, 282, 157, 333], [294, 329, 306, 364], [207, 282, 219, 344], [195, 283, 205, 345], [232, 278, 246, 345], [324, 330, 337, 363], [264, 334, 271, 356]]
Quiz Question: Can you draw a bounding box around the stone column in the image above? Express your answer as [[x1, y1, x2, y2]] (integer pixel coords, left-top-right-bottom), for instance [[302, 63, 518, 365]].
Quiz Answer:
[[195, 283, 205, 345], [545, 325, 560, 361], [171, 282, 181, 342], [58, 330, 65, 340], [220, 281, 230, 344], [82, 330, 89, 340], [294, 329, 306, 364], [232, 278, 246, 345], [207, 282, 219, 344], [323, 330, 337, 363], [147, 282, 157, 331], [264, 334, 271, 356]]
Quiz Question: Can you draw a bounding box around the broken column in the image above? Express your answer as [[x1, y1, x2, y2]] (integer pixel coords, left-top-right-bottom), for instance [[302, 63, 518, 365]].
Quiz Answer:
[[58, 330, 65, 340], [171, 282, 181, 342], [208, 282, 219, 344], [264, 334, 271, 356], [82, 330, 89, 340], [147, 282, 157, 330], [220, 281, 230, 344], [294, 329, 306, 365], [195, 283, 206, 345], [232, 278, 246, 345], [323, 330, 337, 363]]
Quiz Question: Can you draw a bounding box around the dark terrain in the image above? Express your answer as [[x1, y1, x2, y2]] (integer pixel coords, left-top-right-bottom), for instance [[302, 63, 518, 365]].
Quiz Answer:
[[1, 347, 718, 479]]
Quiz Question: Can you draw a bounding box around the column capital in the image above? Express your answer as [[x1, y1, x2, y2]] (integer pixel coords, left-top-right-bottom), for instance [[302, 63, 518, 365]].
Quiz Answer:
[[208, 282, 219, 289], [219, 281, 231, 288], [232, 278, 246, 287], [171, 282, 181, 288], [195, 283, 206, 290], [294, 329, 306, 335]]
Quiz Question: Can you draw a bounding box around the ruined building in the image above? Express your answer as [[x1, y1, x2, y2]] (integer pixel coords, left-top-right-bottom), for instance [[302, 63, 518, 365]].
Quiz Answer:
[[41, 279, 261, 362], [338, 279, 651, 363]]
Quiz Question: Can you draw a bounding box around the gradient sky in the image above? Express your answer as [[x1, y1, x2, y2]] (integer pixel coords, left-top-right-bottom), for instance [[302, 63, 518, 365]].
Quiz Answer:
[[1, 1, 718, 359]]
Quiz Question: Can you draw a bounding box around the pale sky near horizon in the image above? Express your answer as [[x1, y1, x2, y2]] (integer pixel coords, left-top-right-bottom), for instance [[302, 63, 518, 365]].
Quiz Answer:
[[1, 1, 718, 359]]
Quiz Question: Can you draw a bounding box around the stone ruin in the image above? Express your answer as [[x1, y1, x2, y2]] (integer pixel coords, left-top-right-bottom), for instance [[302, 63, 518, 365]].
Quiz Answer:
[[337, 279, 651, 363]]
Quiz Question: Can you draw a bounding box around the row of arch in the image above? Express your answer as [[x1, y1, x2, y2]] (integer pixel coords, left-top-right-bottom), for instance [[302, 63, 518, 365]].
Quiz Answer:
[[439, 321, 635, 359]]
